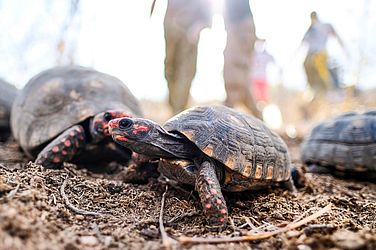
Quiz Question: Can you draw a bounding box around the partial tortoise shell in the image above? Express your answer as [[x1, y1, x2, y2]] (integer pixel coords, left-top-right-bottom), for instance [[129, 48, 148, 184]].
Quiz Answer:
[[11, 66, 142, 157], [301, 110, 376, 172], [0, 79, 18, 129], [163, 105, 292, 191]]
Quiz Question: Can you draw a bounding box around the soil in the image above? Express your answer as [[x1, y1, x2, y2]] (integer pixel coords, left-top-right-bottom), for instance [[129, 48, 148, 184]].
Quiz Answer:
[[0, 136, 375, 250]]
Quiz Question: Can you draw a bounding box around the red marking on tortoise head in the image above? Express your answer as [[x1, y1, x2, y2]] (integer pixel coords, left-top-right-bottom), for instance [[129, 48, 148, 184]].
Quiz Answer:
[[132, 124, 149, 134]]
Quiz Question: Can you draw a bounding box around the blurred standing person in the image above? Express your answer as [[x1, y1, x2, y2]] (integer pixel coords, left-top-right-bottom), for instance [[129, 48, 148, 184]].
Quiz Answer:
[[164, 0, 212, 114], [163, 0, 261, 119], [301, 11, 345, 101], [223, 0, 262, 119], [250, 39, 275, 108]]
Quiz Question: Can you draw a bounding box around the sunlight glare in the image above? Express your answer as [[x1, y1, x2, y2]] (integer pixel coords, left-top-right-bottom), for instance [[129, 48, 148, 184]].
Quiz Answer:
[[262, 104, 283, 130]]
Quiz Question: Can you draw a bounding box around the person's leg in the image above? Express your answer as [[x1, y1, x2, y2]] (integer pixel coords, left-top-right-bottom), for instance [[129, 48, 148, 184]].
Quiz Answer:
[[223, 0, 260, 118], [224, 84, 240, 108], [242, 84, 263, 119], [164, 19, 179, 111], [171, 35, 199, 114], [313, 52, 332, 93]]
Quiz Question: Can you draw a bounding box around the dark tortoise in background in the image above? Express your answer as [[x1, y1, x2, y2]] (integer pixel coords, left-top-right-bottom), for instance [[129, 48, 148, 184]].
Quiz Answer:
[[11, 66, 143, 168], [0, 78, 18, 141], [109, 105, 295, 227], [301, 110, 376, 181]]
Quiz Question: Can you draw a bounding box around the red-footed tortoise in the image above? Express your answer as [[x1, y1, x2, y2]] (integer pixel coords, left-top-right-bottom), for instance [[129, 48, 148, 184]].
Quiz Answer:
[[301, 110, 376, 181], [108, 105, 295, 227], [11, 66, 142, 168]]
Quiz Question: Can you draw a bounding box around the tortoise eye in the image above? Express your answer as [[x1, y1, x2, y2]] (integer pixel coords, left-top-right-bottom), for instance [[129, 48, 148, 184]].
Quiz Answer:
[[104, 112, 112, 122], [119, 118, 133, 129]]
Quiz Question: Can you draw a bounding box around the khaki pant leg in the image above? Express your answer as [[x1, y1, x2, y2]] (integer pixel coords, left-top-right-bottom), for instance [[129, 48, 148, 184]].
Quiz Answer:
[[304, 53, 330, 99], [164, 24, 198, 114], [223, 16, 261, 119]]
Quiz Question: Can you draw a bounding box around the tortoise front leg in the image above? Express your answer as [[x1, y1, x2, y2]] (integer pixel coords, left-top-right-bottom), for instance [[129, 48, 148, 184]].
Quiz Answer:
[[35, 125, 85, 168], [195, 161, 228, 227]]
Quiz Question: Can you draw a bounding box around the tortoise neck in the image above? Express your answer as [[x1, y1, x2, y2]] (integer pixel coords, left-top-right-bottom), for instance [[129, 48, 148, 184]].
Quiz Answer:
[[154, 131, 201, 159]]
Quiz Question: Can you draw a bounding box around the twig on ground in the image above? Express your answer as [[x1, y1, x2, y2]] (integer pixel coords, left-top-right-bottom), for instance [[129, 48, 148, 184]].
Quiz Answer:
[[291, 206, 318, 223], [159, 185, 177, 249], [250, 216, 262, 226], [229, 218, 241, 237], [6, 183, 20, 199], [178, 203, 332, 244], [60, 178, 101, 216], [49, 193, 57, 205], [239, 216, 257, 229], [0, 163, 10, 170], [229, 218, 237, 231]]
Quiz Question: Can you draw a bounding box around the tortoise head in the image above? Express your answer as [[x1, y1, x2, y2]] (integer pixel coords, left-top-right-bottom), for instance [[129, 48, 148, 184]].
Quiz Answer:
[[90, 110, 131, 142], [108, 117, 175, 158]]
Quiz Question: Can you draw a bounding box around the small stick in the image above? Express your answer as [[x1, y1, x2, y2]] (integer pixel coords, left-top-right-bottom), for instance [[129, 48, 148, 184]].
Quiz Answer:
[[249, 216, 262, 226], [50, 193, 57, 205], [0, 163, 10, 170], [60, 178, 101, 216], [159, 185, 177, 249], [238, 216, 256, 229], [6, 183, 20, 199], [244, 217, 257, 229], [179, 203, 332, 244]]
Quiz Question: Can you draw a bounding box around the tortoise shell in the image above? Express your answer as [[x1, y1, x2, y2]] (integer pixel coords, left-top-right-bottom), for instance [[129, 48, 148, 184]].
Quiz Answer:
[[11, 66, 142, 157], [0, 79, 18, 133], [301, 110, 376, 172], [163, 105, 292, 191]]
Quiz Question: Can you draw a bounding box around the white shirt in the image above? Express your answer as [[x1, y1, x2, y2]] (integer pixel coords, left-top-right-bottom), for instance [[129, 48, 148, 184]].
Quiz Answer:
[[303, 21, 335, 54]]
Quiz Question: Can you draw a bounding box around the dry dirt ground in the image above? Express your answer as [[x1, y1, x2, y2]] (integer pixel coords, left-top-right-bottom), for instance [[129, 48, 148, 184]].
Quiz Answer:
[[0, 135, 375, 250]]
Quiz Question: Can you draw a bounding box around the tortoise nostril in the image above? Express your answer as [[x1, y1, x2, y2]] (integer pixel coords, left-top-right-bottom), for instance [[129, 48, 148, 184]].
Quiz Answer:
[[119, 118, 133, 129]]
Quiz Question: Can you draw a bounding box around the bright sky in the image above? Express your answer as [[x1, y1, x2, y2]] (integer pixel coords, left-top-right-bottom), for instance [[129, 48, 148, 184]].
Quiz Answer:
[[0, 0, 375, 102]]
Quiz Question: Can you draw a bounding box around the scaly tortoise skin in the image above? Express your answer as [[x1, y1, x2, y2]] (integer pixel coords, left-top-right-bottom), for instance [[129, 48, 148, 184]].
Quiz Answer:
[[0, 78, 18, 140], [301, 110, 376, 181], [109, 105, 295, 227], [11, 66, 142, 168]]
